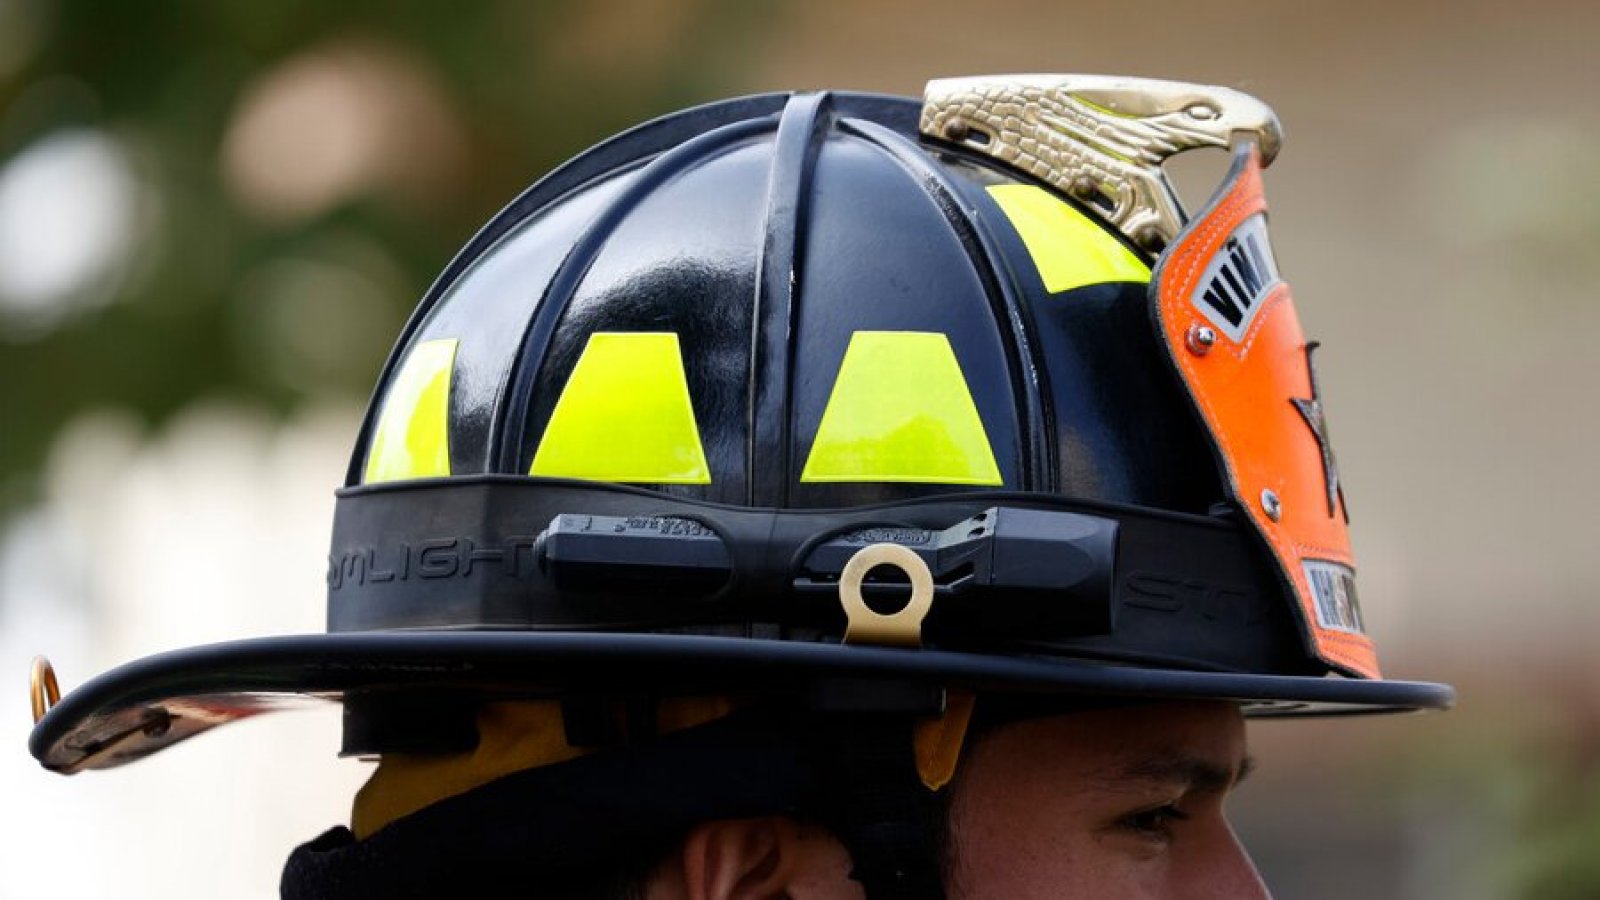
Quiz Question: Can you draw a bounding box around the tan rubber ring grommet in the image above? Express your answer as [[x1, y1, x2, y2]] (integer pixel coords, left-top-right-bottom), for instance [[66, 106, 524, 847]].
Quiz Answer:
[[838, 543, 935, 648]]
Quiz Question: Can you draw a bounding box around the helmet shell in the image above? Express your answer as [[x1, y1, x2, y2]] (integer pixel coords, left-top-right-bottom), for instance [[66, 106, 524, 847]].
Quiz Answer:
[[353, 92, 1218, 511], [27, 88, 1452, 776]]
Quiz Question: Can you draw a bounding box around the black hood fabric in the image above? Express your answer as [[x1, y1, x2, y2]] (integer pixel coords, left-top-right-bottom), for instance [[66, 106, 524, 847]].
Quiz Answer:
[[280, 709, 944, 899]]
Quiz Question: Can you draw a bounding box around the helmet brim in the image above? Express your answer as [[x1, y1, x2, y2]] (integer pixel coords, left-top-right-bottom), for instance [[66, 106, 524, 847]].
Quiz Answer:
[[30, 631, 1453, 773]]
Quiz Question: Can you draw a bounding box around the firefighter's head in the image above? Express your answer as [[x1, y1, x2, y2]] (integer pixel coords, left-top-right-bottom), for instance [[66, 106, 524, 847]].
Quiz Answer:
[[29, 74, 1451, 898]]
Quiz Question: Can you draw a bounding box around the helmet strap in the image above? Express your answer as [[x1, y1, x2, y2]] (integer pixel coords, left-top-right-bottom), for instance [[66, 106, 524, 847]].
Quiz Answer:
[[812, 716, 950, 899], [796, 681, 960, 898]]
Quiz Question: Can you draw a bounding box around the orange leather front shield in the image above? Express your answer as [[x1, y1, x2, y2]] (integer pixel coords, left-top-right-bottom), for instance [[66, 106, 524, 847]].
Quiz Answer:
[[1151, 146, 1379, 678]]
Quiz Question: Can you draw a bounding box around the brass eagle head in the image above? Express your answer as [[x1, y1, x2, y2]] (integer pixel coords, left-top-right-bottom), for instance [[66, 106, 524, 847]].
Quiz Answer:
[[921, 74, 1283, 247]]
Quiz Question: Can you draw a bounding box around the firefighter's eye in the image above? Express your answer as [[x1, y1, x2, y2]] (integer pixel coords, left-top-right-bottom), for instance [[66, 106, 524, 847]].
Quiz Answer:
[[1119, 803, 1190, 841]]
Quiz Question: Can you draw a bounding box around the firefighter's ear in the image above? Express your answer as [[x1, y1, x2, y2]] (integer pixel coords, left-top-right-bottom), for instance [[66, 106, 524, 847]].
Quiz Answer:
[[654, 815, 861, 900]]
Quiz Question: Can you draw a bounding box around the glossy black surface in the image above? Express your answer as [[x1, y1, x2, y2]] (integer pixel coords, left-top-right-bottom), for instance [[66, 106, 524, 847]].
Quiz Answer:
[[352, 92, 1222, 511], [330, 90, 1308, 689]]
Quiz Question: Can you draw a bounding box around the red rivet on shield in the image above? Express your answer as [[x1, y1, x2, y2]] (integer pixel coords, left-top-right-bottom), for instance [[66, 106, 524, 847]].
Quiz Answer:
[[1186, 324, 1217, 355]]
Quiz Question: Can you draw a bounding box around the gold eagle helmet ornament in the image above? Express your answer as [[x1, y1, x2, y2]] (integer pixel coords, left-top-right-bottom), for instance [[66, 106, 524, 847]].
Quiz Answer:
[[921, 73, 1283, 251]]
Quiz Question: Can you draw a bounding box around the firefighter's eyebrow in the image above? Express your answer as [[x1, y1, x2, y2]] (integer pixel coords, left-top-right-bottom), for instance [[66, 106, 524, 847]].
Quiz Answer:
[[1112, 752, 1256, 793]]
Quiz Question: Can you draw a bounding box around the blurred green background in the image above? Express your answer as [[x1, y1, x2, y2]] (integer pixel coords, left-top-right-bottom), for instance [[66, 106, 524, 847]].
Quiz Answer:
[[0, 0, 779, 505], [2, 1, 1597, 897]]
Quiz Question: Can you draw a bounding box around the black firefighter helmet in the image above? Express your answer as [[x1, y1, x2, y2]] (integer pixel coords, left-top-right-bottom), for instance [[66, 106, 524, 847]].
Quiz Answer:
[[29, 75, 1451, 781]]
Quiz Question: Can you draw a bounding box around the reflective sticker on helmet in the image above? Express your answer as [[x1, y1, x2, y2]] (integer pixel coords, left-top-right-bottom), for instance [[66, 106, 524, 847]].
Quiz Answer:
[[363, 338, 458, 484], [1302, 559, 1365, 634], [1190, 213, 1281, 342], [800, 331, 1002, 485], [530, 332, 711, 484], [986, 184, 1150, 293]]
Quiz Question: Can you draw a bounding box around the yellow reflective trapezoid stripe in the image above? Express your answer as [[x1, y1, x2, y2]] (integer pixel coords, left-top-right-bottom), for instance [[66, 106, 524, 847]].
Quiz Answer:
[[986, 183, 1150, 294], [363, 338, 458, 484], [801, 331, 1002, 485], [530, 332, 711, 484]]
